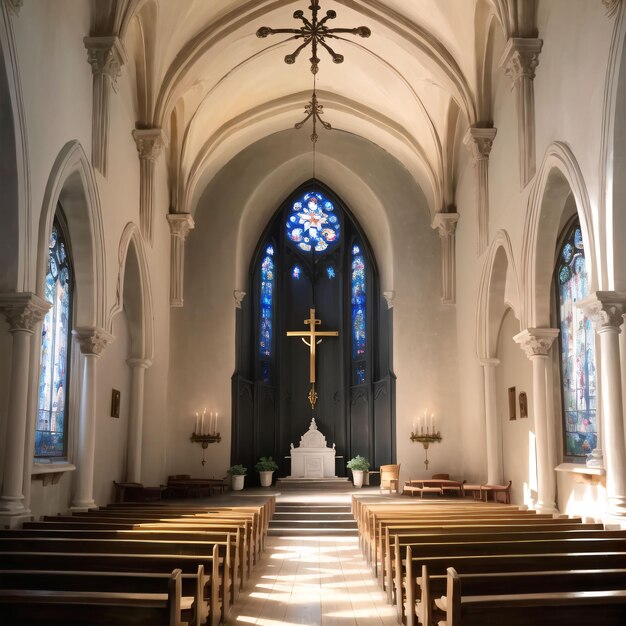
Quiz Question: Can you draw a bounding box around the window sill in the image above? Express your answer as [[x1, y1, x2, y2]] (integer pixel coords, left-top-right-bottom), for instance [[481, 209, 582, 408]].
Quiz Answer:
[[555, 463, 605, 485], [31, 461, 76, 486]]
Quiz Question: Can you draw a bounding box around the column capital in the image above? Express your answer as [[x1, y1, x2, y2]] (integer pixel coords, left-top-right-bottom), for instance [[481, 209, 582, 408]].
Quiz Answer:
[[73, 327, 114, 356], [500, 38, 543, 84], [132, 127, 168, 161], [126, 358, 152, 369], [479, 358, 501, 368], [233, 290, 247, 309], [514, 328, 559, 358], [0, 292, 51, 333], [603, 0, 622, 18], [463, 127, 497, 161], [83, 36, 127, 88], [167, 212, 195, 239], [383, 291, 395, 309], [431, 212, 459, 237], [578, 291, 626, 330]]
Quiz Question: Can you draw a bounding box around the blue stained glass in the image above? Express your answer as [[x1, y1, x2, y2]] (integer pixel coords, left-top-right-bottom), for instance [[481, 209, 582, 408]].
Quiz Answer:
[[557, 222, 596, 458], [292, 266, 301, 280], [286, 191, 340, 253], [260, 251, 274, 357], [327, 266, 335, 279], [36, 219, 72, 457], [356, 363, 366, 385], [351, 247, 366, 359]]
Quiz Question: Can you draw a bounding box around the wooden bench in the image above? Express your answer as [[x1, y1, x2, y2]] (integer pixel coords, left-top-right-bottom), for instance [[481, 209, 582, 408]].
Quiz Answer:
[[437, 567, 626, 626], [403, 547, 626, 626], [0, 568, 188, 626]]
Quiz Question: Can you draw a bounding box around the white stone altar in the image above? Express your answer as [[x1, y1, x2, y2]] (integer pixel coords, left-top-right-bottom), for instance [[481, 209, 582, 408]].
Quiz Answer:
[[289, 418, 336, 478]]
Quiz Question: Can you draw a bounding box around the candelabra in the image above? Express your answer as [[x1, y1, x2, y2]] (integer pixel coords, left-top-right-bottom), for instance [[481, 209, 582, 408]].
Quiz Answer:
[[190, 431, 221, 466], [410, 430, 442, 470]]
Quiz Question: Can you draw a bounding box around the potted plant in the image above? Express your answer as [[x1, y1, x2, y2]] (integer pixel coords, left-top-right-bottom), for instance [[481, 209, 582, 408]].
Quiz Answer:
[[347, 455, 370, 488], [227, 464, 247, 491], [255, 456, 279, 487]]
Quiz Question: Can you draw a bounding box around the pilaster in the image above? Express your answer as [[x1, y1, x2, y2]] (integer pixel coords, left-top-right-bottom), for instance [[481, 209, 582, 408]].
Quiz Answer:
[[579, 291, 626, 517], [431, 212, 459, 304], [84, 36, 127, 177], [133, 128, 167, 245], [463, 127, 496, 255], [514, 328, 559, 512], [167, 213, 195, 307], [126, 358, 152, 483], [0, 293, 50, 527], [500, 37, 542, 188], [480, 357, 502, 484]]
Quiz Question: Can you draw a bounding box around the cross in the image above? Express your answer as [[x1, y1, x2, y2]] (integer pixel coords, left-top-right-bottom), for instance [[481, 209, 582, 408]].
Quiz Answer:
[[286, 308, 338, 383]]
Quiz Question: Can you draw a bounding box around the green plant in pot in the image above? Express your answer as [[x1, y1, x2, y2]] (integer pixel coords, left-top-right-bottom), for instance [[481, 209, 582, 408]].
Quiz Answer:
[[347, 455, 370, 488], [227, 464, 247, 491], [255, 456, 278, 487]]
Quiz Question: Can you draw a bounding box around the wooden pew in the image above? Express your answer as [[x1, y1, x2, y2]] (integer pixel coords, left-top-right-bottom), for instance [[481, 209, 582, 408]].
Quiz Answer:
[[437, 567, 626, 626], [0, 568, 188, 626], [0, 547, 222, 626], [402, 546, 626, 626], [384, 524, 613, 603]]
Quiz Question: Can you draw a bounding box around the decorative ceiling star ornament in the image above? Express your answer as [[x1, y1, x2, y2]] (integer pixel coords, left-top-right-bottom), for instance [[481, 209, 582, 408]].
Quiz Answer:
[[295, 90, 332, 143], [256, 1, 371, 74]]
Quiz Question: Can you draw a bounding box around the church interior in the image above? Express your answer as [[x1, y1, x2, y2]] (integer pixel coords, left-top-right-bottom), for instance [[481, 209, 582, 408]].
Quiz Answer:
[[1, 0, 626, 622]]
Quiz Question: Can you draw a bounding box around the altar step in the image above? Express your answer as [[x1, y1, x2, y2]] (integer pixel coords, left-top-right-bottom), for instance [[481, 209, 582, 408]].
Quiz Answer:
[[275, 477, 353, 491], [268, 502, 357, 536]]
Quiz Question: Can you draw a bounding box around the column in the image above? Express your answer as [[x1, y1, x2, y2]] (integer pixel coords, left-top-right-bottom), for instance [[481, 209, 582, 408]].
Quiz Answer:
[[463, 127, 496, 255], [126, 358, 151, 483], [480, 358, 502, 485], [84, 36, 127, 177], [0, 293, 50, 524], [167, 213, 195, 306], [514, 328, 559, 512], [431, 212, 459, 304], [133, 128, 167, 246], [500, 38, 542, 188], [71, 327, 113, 510], [580, 291, 626, 516]]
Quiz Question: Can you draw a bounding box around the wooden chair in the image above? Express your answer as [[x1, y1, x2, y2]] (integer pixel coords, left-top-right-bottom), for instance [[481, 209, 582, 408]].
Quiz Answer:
[[380, 465, 401, 494], [481, 480, 512, 504]]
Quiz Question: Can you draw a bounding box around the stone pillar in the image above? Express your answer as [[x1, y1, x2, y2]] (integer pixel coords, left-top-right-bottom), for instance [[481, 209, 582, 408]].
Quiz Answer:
[[579, 291, 626, 516], [167, 213, 195, 307], [431, 212, 459, 304], [126, 358, 151, 483], [0, 294, 50, 525], [514, 328, 559, 512], [84, 36, 126, 177], [133, 128, 167, 246], [463, 127, 496, 255], [71, 327, 113, 510], [480, 358, 502, 485], [500, 38, 542, 188]]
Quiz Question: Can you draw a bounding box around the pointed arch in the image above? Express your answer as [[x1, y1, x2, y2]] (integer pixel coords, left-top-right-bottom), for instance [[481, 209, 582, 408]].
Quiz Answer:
[[476, 229, 521, 360], [520, 142, 596, 329], [36, 141, 106, 329], [107, 222, 154, 362]]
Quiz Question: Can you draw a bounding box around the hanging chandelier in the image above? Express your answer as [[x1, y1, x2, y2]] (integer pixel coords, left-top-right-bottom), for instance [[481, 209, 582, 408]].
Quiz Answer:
[[256, 1, 371, 75]]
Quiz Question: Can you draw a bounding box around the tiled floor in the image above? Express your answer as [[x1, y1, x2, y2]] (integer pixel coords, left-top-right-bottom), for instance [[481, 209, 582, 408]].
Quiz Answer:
[[228, 535, 398, 626]]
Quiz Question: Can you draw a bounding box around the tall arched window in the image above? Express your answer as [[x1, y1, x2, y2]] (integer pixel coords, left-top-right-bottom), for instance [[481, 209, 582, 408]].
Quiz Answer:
[[259, 244, 275, 384], [351, 243, 366, 384], [36, 214, 73, 458], [556, 220, 597, 460]]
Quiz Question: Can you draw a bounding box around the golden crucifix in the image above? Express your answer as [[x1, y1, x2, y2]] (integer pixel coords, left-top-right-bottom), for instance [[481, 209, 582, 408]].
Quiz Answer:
[[287, 308, 339, 409]]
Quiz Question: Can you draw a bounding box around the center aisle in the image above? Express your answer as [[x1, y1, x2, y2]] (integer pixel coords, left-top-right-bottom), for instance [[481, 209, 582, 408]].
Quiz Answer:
[[228, 492, 398, 626]]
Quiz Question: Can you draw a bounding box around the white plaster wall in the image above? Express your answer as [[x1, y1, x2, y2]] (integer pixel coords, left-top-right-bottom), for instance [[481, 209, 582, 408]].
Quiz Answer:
[[169, 129, 461, 482], [496, 308, 535, 507]]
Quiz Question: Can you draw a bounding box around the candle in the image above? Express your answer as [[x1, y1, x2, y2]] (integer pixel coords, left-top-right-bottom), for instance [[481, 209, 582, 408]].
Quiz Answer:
[[215, 412, 219, 435], [195, 412, 199, 434], [202, 408, 206, 435]]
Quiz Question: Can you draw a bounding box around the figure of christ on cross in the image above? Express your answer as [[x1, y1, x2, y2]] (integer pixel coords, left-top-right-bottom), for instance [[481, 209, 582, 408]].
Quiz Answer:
[[286, 307, 339, 408]]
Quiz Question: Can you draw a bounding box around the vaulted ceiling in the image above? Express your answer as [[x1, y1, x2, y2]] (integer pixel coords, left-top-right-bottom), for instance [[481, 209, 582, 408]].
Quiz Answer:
[[96, 0, 535, 216]]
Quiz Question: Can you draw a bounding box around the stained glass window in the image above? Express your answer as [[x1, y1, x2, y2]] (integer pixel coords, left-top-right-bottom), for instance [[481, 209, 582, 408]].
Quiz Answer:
[[351, 244, 366, 363], [327, 266, 335, 279], [292, 266, 301, 280], [286, 191, 340, 253], [556, 223, 597, 458], [259, 245, 275, 360], [36, 218, 73, 457]]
